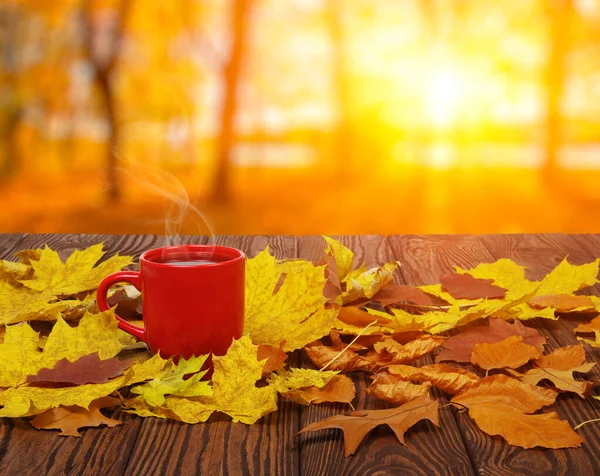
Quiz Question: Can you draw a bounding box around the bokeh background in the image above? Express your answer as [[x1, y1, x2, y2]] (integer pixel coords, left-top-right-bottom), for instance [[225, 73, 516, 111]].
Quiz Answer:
[[1, 0, 600, 236]]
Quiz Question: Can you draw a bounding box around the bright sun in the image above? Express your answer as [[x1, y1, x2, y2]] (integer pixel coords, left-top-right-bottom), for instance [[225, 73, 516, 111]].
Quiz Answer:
[[424, 67, 464, 128]]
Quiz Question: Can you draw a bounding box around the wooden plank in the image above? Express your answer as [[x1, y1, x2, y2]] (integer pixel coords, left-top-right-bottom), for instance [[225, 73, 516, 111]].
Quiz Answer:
[[124, 235, 300, 476], [0, 233, 28, 258], [297, 235, 475, 476], [388, 234, 597, 475], [479, 233, 600, 464]]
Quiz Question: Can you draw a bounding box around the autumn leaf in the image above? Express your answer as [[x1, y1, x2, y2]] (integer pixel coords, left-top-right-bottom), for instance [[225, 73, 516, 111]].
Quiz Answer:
[[337, 306, 392, 327], [323, 236, 354, 283], [536, 258, 600, 295], [436, 318, 545, 363], [299, 395, 439, 456], [19, 244, 133, 296], [27, 353, 131, 386], [367, 373, 432, 405], [579, 330, 600, 348], [471, 335, 541, 370], [130, 355, 212, 406], [245, 248, 337, 352], [372, 335, 446, 365], [451, 374, 557, 412], [507, 345, 595, 397], [257, 342, 288, 375], [0, 259, 31, 286], [0, 309, 125, 387], [0, 355, 167, 417], [528, 294, 594, 312], [268, 368, 339, 394], [467, 403, 582, 449], [440, 273, 506, 300], [124, 394, 214, 424], [305, 340, 376, 373], [342, 262, 400, 305], [0, 281, 83, 325], [574, 316, 600, 334], [280, 375, 356, 406], [388, 363, 479, 395], [30, 396, 121, 437], [367, 284, 445, 307]]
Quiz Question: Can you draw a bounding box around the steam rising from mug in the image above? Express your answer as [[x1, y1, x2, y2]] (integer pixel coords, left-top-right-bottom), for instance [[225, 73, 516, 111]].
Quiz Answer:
[[117, 160, 216, 254]]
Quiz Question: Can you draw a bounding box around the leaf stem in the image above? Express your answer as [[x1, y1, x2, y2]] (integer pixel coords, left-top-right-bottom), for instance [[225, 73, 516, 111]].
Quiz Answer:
[[574, 418, 600, 430], [320, 320, 377, 372]]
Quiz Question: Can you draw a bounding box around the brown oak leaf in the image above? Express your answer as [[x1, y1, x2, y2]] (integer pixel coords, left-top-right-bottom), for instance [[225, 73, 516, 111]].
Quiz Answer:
[[367, 373, 432, 405], [30, 396, 121, 437], [368, 284, 446, 307], [282, 375, 356, 405], [27, 353, 132, 386], [436, 318, 545, 363], [388, 363, 479, 395], [471, 335, 541, 370], [299, 395, 439, 456], [440, 273, 507, 300]]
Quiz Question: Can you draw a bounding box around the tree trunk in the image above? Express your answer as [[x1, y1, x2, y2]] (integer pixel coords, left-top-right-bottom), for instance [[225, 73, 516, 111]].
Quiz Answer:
[[544, 0, 572, 175], [212, 0, 250, 202], [96, 72, 120, 201]]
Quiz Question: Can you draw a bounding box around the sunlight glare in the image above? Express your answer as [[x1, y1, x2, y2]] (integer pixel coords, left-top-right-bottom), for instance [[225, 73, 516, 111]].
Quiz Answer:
[[425, 67, 463, 128]]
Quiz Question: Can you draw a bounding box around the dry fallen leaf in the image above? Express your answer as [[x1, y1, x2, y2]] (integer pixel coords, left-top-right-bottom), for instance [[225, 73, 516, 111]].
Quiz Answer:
[[507, 345, 595, 398], [574, 316, 600, 334], [257, 342, 288, 375], [337, 306, 392, 328], [471, 335, 541, 370], [436, 318, 545, 363], [528, 294, 594, 312], [368, 284, 445, 307], [30, 396, 121, 437], [280, 375, 356, 406], [367, 373, 432, 405], [245, 248, 337, 351], [19, 244, 132, 296], [388, 363, 479, 395], [440, 273, 506, 300], [27, 353, 131, 386], [299, 395, 439, 456], [342, 262, 400, 305], [372, 335, 446, 365], [467, 403, 582, 449]]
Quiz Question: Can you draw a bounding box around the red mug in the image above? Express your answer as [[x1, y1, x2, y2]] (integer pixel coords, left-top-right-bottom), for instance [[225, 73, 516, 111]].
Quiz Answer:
[[97, 244, 245, 359]]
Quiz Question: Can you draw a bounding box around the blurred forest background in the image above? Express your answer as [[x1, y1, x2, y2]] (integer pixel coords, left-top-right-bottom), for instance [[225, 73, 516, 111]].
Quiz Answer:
[[1, 0, 600, 236]]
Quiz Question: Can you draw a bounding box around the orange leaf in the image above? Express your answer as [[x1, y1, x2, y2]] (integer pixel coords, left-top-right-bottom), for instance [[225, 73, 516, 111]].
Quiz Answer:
[[574, 316, 600, 334], [437, 318, 545, 363], [337, 306, 392, 327], [451, 374, 557, 413], [471, 335, 541, 370], [372, 335, 446, 365], [528, 294, 594, 312], [304, 341, 375, 372], [468, 403, 582, 449], [440, 273, 506, 300], [388, 363, 479, 395], [282, 375, 355, 405], [30, 396, 121, 437], [507, 345, 595, 398], [367, 373, 431, 405], [368, 284, 445, 307], [299, 395, 439, 456], [257, 342, 288, 375]]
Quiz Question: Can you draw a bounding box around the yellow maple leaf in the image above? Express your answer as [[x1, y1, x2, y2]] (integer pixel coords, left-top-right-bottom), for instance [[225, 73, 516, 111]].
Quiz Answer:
[[268, 368, 338, 394], [124, 394, 214, 424], [0, 309, 125, 387], [323, 236, 354, 282], [342, 262, 399, 305], [0, 260, 31, 286], [0, 281, 83, 325], [131, 355, 212, 406], [536, 258, 600, 295], [0, 354, 167, 417], [19, 244, 132, 296], [245, 248, 337, 351]]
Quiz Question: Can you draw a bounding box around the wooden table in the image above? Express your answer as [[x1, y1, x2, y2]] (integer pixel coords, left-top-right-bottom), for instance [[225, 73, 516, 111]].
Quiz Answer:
[[1, 233, 600, 475]]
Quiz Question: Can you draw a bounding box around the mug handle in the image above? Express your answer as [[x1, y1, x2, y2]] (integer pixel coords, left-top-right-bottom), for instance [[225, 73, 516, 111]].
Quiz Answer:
[[97, 271, 146, 342]]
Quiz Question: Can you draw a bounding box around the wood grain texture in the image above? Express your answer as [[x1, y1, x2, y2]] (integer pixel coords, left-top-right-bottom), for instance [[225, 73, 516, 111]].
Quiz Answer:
[[297, 235, 475, 476], [124, 235, 300, 476], [0, 233, 143, 476], [0, 234, 27, 259], [388, 234, 596, 476]]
